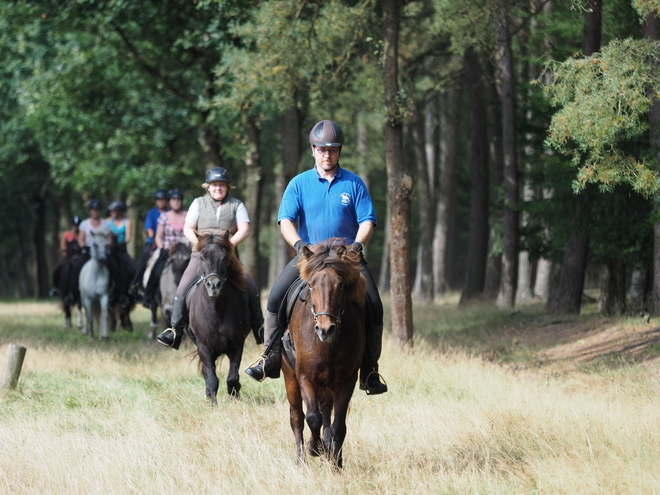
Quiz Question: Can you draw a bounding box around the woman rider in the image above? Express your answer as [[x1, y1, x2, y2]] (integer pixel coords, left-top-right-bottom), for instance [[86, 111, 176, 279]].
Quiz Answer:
[[49, 215, 82, 298], [141, 188, 187, 307], [157, 167, 264, 349], [68, 199, 112, 305], [106, 200, 137, 307]]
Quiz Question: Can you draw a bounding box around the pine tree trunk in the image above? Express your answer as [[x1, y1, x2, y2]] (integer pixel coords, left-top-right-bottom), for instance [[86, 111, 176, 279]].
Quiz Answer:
[[411, 102, 434, 301], [546, 0, 602, 313], [433, 85, 460, 297], [271, 105, 303, 286], [643, 14, 660, 315], [483, 73, 504, 302], [495, 8, 519, 309], [383, 0, 413, 347], [460, 48, 490, 305], [242, 113, 264, 288]]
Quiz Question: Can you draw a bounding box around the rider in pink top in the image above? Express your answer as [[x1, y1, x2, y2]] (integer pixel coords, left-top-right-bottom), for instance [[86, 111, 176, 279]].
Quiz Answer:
[[141, 189, 188, 307]]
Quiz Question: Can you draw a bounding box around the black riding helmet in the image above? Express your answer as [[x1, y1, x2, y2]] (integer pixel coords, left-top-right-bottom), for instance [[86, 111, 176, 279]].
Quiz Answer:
[[71, 215, 81, 226], [168, 188, 184, 200], [88, 198, 102, 210], [205, 167, 232, 185], [153, 188, 169, 200], [108, 200, 127, 213], [308, 120, 344, 148]]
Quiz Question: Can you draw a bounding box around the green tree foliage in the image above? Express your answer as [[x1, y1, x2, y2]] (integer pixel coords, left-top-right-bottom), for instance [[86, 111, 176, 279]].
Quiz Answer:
[[545, 38, 660, 196]]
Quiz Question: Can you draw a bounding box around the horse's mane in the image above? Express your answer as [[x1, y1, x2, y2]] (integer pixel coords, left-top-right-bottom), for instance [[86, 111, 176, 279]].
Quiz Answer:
[[169, 241, 191, 257], [298, 238, 367, 305], [196, 233, 246, 291]]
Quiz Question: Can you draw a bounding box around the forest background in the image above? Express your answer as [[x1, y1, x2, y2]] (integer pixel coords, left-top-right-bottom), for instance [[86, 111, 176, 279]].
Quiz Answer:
[[2, 0, 660, 346]]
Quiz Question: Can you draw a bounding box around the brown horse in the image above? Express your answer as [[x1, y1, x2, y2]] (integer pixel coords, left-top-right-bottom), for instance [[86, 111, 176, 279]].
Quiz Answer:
[[187, 232, 250, 404], [282, 239, 367, 468]]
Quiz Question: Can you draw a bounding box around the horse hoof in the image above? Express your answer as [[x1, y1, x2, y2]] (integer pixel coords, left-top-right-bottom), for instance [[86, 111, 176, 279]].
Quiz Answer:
[[62, 320, 72, 329]]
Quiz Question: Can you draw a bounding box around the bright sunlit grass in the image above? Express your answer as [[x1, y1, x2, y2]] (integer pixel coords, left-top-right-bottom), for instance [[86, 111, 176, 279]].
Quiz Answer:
[[1, 299, 660, 493]]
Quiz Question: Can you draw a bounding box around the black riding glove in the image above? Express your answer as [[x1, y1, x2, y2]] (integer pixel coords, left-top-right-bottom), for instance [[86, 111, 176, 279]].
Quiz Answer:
[[349, 241, 364, 254], [294, 240, 311, 256]]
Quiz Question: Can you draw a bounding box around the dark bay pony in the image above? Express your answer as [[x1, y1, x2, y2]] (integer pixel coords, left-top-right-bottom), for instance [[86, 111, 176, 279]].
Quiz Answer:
[[54, 245, 83, 330], [282, 239, 367, 468], [186, 232, 250, 404]]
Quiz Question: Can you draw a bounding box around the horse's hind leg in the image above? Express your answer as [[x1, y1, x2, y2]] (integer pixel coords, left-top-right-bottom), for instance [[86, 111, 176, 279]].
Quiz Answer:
[[198, 346, 219, 405], [63, 304, 72, 329], [226, 344, 244, 399], [76, 304, 83, 329]]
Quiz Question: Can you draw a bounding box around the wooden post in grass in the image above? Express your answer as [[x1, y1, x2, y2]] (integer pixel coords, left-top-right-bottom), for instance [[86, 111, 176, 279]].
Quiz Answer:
[[1, 343, 27, 390]]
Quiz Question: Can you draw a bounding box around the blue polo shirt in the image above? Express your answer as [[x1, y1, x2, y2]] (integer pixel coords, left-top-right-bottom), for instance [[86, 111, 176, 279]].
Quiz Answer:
[[144, 207, 167, 244], [278, 164, 377, 244]]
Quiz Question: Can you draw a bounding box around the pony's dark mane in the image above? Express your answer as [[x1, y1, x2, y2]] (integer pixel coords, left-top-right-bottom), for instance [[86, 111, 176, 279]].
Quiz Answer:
[[197, 233, 246, 291], [169, 241, 191, 256], [298, 238, 367, 304]]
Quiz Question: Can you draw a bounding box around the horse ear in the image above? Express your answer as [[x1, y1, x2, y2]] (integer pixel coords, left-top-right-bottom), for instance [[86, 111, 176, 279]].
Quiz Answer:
[[223, 230, 230, 241], [301, 245, 313, 258], [337, 245, 347, 259]]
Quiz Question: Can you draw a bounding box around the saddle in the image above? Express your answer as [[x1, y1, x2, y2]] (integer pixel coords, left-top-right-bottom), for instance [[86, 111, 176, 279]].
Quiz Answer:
[[278, 278, 308, 370]]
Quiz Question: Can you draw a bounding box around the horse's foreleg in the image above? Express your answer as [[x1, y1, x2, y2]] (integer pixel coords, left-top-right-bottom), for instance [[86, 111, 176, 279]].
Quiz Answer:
[[327, 376, 358, 469], [283, 367, 306, 465], [82, 298, 92, 337], [149, 303, 159, 340], [197, 345, 219, 406], [226, 344, 243, 399], [320, 391, 334, 454], [99, 295, 109, 341], [299, 378, 323, 458]]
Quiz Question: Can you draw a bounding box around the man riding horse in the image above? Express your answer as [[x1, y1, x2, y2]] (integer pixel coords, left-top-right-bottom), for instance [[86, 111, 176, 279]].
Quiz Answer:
[[245, 119, 387, 395]]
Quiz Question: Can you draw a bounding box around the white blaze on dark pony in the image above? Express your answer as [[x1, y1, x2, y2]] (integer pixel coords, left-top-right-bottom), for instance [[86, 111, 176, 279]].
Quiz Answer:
[[79, 233, 111, 341]]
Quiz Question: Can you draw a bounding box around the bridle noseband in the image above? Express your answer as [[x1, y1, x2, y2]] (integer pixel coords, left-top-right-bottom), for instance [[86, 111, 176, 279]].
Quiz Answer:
[[199, 269, 228, 294], [310, 287, 345, 325]]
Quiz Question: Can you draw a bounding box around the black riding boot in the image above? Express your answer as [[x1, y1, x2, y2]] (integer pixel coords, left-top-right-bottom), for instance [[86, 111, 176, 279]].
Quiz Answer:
[[245, 311, 281, 382], [359, 325, 388, 395], [249, 292, 264, 345], [157, 297, 185, 350]]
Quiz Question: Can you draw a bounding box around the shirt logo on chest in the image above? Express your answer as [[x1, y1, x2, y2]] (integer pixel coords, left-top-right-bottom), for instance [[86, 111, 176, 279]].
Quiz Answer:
[[340, 193, 351, 206]]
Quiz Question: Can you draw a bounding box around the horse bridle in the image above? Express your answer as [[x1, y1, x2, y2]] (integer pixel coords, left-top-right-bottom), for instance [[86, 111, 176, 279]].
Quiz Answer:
[[310, 289, 345, 325], [199, 269, 228, 293]]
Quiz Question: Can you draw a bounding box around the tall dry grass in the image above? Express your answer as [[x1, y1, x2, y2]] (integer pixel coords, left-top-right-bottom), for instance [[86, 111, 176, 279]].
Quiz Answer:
[[1, 300, 660, 494]]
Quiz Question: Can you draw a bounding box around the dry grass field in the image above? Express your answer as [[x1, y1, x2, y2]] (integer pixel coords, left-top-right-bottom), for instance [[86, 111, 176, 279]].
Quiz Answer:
[[2, 299, 660, 494]]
